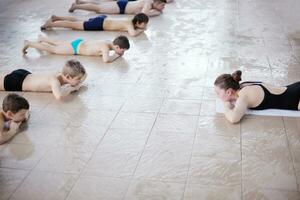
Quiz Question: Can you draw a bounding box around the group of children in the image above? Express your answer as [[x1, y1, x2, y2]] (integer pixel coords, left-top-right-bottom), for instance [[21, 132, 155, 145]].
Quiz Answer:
[[0, 0, 170, 144]]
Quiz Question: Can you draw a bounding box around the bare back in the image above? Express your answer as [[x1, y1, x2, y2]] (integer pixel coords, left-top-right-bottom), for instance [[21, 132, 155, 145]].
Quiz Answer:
[[78, 41, 110, 56], [96, 1, 120, 13], [125, 0, 146, 14], [22, 73, 60, 92], [103, 18, 132, 31]]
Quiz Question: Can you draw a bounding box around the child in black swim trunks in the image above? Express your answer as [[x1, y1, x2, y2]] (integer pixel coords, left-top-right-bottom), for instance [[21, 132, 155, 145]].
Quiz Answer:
[[0, 59, 87, 100], [41, 13, 149, 37], [0, 94, 30, 144]]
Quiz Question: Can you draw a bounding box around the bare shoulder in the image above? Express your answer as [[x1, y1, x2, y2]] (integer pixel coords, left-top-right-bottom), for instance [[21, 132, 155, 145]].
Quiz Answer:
[[48, 73, 60, 85], [103, 41, 111, 48], [238, 86, 256, 100], [240, 84, 261, 95], [144, 0, 153, 4]]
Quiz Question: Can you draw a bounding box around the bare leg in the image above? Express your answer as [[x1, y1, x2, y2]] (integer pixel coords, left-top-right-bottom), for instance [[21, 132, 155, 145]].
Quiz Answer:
[[41, 20, 83, 30], [51, 15, 79, 22], [69, 3, 101, 13], [38, 34, 66, 46], [23, 40, 73, 55], [76, 0, 100, 4], [23, 40, 55, 54]]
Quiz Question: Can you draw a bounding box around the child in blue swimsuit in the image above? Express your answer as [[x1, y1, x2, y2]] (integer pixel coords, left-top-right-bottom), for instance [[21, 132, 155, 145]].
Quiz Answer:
[[23, 35, 130, 63]]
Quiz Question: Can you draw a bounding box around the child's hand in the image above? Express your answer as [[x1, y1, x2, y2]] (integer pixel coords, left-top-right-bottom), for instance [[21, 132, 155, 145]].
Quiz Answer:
[[224, 101, 234, 109], [116, 52, 124, 56], [62, 84, 77, 92], [10, 121, 22, 131], [72, 84, 82, 91]]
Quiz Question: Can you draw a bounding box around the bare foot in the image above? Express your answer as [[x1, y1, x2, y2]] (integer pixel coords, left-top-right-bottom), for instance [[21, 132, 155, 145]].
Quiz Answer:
[[69, 3, 76, 13], [40, 19, 51, 30], [22, 40, 29, 54], [51, 15, 60, 22]]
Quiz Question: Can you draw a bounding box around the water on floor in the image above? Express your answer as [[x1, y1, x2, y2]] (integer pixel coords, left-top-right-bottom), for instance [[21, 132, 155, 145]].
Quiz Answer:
[[0, 0, 300, 199]]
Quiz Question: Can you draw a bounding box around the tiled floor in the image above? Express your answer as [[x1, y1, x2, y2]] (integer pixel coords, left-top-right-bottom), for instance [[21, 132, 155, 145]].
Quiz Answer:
[[0, 0, 300, 199]]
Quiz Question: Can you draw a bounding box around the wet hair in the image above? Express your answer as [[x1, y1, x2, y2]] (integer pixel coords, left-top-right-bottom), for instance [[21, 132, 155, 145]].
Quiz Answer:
[[113, 36, 130, 49], [132, 13, 149, 27], [3, 94, 29, 113], [62, 59, 86, 78], [214, 70, 242, 90], [153, 0, 167, 3]]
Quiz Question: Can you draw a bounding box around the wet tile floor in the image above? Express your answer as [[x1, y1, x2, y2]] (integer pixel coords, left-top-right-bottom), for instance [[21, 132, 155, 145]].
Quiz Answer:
[[1, 0, 300, 199]]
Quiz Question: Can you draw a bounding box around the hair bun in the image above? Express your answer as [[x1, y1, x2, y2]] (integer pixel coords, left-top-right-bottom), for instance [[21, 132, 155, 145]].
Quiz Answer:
[[231, 70, 242, 82]]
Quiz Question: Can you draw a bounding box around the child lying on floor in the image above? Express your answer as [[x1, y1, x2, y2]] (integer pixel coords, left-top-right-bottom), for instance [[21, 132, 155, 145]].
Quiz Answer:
[[41, 13, 149, 37], [23, 35, 130, 63], [0, 94, 30, 144], [69, 0, 167, 17], [0, 60, 87, 100]]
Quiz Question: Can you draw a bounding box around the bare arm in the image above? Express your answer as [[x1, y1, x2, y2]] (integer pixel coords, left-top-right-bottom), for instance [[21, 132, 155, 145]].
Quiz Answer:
[[50, 78, 81, 100], [223, 96, 248, 123], [147, 9, 162, 17], [0, 121, 21, 145], [141, 1, 152, 15], [127, 26, 145, 36], [102, 49, 121, 63]]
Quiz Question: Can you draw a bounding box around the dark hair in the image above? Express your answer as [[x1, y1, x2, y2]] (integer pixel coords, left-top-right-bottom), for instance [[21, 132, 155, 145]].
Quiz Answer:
[[214, 70, 242, 90], [154, 0, 167, 3], [3, 94, 30, 113], [63, 59, 86, 78], [113, 36, 130, 49], [132, 13, 149, 27]]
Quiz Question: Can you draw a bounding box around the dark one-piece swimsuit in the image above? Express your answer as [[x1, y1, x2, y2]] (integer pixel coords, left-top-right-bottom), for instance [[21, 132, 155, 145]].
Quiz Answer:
[[241, 81, 300, 110]]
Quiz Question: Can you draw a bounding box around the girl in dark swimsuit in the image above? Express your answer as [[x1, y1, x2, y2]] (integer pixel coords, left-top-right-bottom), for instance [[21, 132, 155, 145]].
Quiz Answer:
[[214, 70, 300, 123]]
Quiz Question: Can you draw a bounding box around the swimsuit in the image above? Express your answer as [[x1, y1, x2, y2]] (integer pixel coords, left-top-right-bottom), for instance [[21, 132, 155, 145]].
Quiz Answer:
[[71, 39, 83, 55], [117, 0, 128, 14], [4, 69, 31, 91], [241, 81, 300, 110], [83, 15, 107, 31]]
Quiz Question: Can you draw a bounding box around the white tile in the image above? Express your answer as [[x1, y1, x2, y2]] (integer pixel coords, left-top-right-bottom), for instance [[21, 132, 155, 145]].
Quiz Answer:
[[11, 171, 78, 200], [67, 176, 130, 200]]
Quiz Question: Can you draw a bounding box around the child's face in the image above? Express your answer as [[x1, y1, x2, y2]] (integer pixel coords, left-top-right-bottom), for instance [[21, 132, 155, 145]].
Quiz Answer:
[[66, 75, 83, 86], [8, 109, 29, 123], [114, 46, 127, 56], [153, 2, 165, 11], [215, 86, 234, 102], [135, 22, 147, 30]]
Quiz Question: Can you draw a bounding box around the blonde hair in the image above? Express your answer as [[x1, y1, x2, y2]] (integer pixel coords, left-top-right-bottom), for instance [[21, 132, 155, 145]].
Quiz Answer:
[[62, 59, 86, 78]]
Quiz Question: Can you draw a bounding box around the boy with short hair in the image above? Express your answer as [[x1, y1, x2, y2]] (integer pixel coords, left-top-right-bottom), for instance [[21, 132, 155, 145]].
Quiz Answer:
[[69, 0, 167, 17], [0, 94, 30, 144], [0, 59, 87, 100], [23, 35, 130, 63], [41, 13, 149, 37]]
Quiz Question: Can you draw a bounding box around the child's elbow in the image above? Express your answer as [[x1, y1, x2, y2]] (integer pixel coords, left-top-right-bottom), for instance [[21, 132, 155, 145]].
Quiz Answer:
[[129, 32, 136, 37], [54, 94, 63, 100], [226, 115, 241, 124], [103, 58, 110, 63], [129, 31, 139, 37]]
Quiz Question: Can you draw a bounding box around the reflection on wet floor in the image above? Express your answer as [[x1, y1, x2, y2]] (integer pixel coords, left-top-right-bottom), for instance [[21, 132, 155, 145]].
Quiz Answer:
[[0, 0, 300, 199]]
